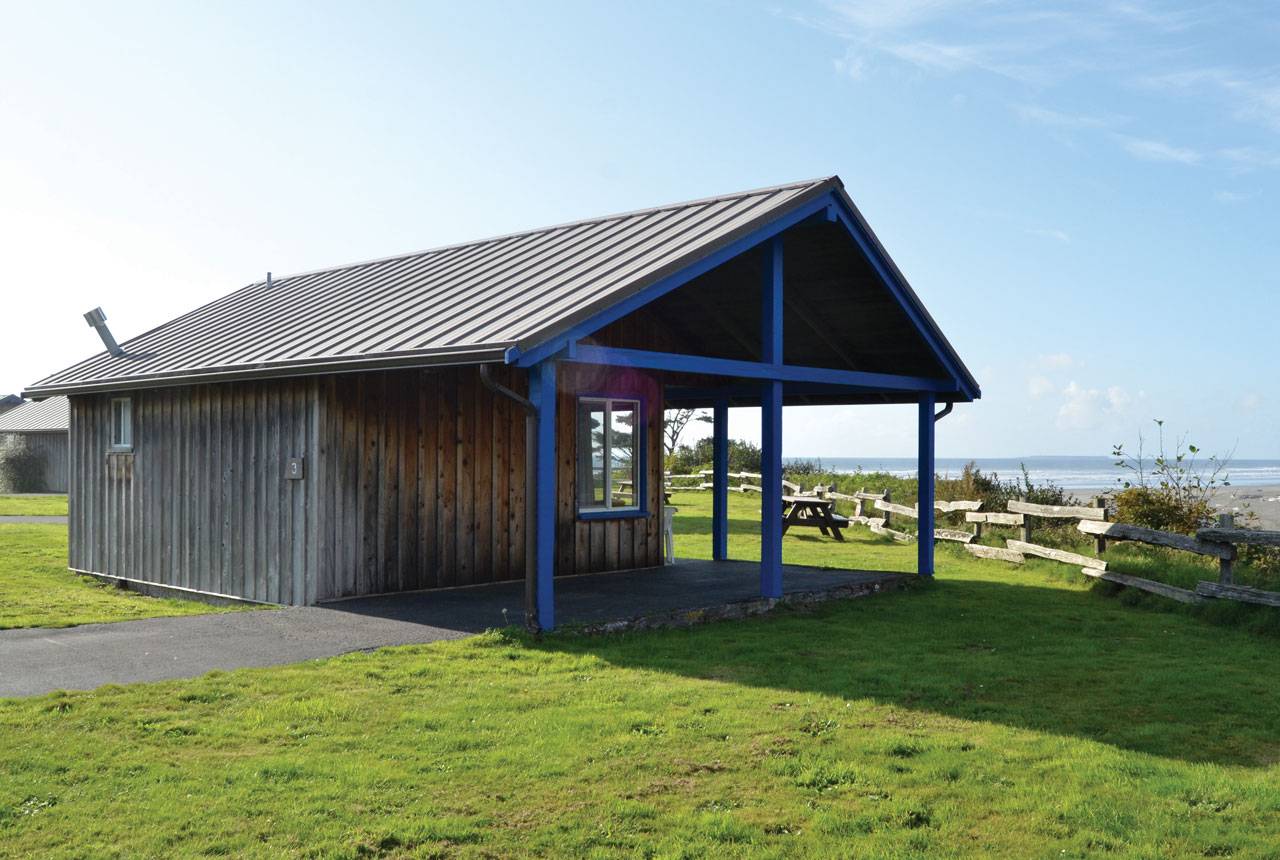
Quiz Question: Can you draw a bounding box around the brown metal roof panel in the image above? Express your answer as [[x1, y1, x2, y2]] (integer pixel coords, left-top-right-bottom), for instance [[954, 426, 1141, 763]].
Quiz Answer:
[[25, 177, 834, 395]]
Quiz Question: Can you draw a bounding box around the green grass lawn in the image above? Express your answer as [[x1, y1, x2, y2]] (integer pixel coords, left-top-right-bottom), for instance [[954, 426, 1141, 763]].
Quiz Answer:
[[1, 496, 1278, 857], [0, 524, 239, 629], [0, 494, 68, 516]]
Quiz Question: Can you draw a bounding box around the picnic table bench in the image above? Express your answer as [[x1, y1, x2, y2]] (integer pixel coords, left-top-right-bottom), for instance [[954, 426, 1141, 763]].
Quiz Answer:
[[781, 495, 848, 541]]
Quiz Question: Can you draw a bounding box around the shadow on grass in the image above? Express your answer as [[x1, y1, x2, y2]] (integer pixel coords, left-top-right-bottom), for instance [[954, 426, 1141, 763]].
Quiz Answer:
[[515, 573, 1280, 768]]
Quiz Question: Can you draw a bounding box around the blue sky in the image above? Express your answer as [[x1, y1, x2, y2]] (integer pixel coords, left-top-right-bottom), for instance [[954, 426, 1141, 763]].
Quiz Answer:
[[2, 1, 1277, 458]]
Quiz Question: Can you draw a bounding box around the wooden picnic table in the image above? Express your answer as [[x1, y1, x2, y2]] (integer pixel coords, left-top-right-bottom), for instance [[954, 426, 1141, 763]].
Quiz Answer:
[[781, 495, 848, 541]]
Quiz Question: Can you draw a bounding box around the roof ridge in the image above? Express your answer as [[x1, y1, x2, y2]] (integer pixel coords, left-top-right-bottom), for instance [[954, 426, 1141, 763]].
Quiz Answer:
[[261, 176, 839, 285]]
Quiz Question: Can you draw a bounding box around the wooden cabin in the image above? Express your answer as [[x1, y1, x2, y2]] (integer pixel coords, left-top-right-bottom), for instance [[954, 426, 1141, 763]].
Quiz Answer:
[[25, 176, 978, 629], [0, 396, 70, 493]]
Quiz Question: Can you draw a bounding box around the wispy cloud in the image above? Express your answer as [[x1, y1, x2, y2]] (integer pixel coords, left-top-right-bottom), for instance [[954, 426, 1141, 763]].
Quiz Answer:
[[799, 0, 1280, 169], [1213, 189, 1258, 204], [1219, 146, 1280, 170], [1014, 104, 1111, 129], [1115, 134, 1201, 164], [1056, 380, 1137, 431], [1038, 352, 1077, 369], [1137, 67, 1280, 133], [833, 47, 868, 79], [1028, 375, 1054, 398], [1025, 227, 1071, 243]]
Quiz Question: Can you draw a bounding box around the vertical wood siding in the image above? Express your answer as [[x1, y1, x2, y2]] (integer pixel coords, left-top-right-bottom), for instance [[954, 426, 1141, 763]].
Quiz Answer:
[[0, 431, 69, 492], [317, 367, 530, 599], [68, 380, 319, 603], [316, 364, 663, 599], [68, 363, 664, 604]]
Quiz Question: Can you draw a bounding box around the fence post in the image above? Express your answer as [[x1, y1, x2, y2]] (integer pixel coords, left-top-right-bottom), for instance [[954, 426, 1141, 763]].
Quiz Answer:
[[1019, 495, 1031, 543], [973, 518, 983, 541], [1094, 496, 1108, 555], [882, 488, 892, 528], [853, 487, 864, 519], [1217, 513, 1235, 584]]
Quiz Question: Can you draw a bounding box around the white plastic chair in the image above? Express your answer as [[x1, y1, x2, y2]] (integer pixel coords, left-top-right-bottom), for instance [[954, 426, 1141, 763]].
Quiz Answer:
[[663, 506, 679, 564]]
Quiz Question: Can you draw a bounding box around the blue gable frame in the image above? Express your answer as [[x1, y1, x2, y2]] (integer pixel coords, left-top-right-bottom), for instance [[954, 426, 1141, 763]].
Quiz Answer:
[[507, 183, 979, 403], [509, 179, 979, 631]]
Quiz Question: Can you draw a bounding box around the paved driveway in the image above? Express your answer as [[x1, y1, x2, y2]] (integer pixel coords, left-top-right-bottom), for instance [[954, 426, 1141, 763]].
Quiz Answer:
[[0, 561, 900, 698]]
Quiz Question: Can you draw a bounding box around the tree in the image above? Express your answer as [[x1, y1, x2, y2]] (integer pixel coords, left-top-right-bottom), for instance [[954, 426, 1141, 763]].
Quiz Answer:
[[662, 408, 709, 458]]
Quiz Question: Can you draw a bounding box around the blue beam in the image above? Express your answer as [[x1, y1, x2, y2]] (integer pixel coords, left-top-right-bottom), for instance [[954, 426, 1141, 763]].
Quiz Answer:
[[531, 360, 558, 629], [760, 386, 783, 597], [760, 237, 784, 599], [569, 345, 954, 392], [712, 397, 729, 561], [511, 196, 832, 368], [917, 394, 936, 577], [763, 235, 783, 364]]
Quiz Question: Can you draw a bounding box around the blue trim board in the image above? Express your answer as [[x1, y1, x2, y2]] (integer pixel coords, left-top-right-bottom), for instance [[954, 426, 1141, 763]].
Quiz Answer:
[[531, 360, 558, 630], [917, 394, 936, 577], [762, 235, 783, 364], [712, 397, 729, 561], [760, 379, 784, 599], [570, 345, 954, 392]]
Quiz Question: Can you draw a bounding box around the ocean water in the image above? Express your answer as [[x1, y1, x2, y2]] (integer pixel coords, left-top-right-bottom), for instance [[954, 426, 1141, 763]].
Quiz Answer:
[[791, 455, 1280, 491]]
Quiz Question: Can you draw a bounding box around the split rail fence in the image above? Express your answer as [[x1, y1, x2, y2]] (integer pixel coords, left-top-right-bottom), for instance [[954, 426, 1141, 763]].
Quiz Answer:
[[664, 472, 1280, 610]]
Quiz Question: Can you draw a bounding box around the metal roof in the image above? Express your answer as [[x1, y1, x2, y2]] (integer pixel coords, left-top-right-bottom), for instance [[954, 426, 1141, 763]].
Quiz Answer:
[[26, 178, 837, 396], [24, 175, 976, 399], [0, 396, 69, 432]]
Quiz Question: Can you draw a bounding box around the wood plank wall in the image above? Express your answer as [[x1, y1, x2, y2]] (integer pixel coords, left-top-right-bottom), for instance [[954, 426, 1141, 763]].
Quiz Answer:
[[0, 431, 69, 492], [314, 367, 529, 600], [68, 380, 319, 603], [68, 362, 664, 605]]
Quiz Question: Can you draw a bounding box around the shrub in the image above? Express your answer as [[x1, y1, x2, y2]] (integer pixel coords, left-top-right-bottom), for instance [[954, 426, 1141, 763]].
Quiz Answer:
[[0, 443, 48, 493], [1111, 420, 1230, 535], [1114, 486, 1214, 534], [666, 438, 761, 476]]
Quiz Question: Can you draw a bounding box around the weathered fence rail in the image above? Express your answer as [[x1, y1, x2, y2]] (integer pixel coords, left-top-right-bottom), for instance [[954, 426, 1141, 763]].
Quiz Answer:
[[1080, 568, 1203, 604], [1077, 520, 1233, 560]]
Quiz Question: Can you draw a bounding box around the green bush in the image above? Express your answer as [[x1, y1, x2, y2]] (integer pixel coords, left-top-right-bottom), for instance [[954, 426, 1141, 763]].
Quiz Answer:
[[0, 444, 47, 493], [1114, 486, 1213, 535], [666, 438, 761, 476]]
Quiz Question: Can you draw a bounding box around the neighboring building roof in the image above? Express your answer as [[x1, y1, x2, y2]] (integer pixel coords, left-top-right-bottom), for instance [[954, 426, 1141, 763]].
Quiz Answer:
[[0, 396, 69, 432], [25, 176, 976, 399], [0, 394, 22, 414]]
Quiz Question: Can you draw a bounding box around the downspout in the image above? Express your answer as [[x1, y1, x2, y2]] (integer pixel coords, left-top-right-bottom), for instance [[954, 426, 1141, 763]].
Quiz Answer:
[[479, 363, 540, 632], [934, 401, 954, 422]]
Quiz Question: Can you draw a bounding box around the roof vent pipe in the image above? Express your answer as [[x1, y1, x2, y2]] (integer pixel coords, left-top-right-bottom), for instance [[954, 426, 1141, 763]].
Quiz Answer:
[[266, 271, 273, 289], [83, 307, 124, 357]]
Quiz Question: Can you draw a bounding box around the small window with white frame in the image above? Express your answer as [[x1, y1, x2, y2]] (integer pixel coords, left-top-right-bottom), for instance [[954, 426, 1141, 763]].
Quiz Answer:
[[576, 397, 641, 514], [110, 397, 133, 451]]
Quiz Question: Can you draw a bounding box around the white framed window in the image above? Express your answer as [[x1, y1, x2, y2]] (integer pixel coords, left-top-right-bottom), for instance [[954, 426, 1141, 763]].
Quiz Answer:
[[576, 397, 641, 514], [110, 397, 133, 451]]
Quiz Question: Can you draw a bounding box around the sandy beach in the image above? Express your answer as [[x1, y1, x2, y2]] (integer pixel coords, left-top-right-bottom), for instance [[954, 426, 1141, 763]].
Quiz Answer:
[[1075, 484, 1280, 530]]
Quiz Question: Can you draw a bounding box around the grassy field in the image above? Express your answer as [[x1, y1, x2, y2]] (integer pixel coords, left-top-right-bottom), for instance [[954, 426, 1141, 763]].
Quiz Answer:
[[0, 494, 68, 516], [0, 524, 238, 629], [1, 496, 1278, 857]]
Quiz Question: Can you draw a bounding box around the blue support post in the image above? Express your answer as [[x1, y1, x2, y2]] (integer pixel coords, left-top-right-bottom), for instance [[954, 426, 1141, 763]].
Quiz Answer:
[[712, 397, 729, 561], [531, 360, 558, 629], [918, 394, 936, 577], [760, 381, 783, 598], [760, 236, 784, 599]]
